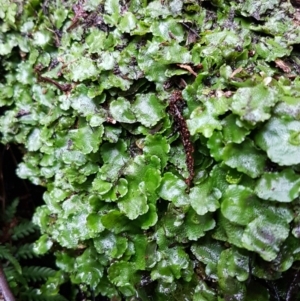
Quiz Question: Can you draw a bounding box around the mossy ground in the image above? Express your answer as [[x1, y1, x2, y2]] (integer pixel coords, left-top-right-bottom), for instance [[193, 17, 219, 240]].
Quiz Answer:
[[1, 0, 300, 300]]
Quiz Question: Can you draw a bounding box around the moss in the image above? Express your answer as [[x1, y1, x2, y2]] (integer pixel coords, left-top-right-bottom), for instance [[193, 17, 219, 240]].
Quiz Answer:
[[1, 0, 300, 300]]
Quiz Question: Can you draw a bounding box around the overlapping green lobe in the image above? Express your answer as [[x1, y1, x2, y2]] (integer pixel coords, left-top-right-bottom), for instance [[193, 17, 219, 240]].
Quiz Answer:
[[255, 169, 300, 202], [255, 117, 300, 165]]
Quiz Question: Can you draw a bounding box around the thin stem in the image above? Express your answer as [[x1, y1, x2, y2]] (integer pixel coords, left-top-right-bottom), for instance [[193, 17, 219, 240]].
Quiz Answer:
[[38, 75, 72, 92], [0, 263, 15, 301]]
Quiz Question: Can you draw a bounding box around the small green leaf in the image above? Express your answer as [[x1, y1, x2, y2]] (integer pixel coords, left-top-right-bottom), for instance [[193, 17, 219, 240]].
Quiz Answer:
[[16, 61, 35, 85], [242, 215, 290, 261], [73, 248, 104, 288], [89, 115, 106, 127], [144, 134, 170, 169], [255, 117, 300, 166], [168, 144, 190, 177], [53, 213, 91, 248], [151, 247, 189, 283], [158, 172, 189, 206], [137, 42, 168, 83], [99, 140, 130, 182], [104, 0, 121, 25], [255, 169, 300, 203], [118, 155, 160, 219], [221, 185, 260, 226], [68, 57, 98, 81], [193, 281, 217, 301], [61, 150, 87, 166], [184, 209, 215, 241], [0, 37, 18, 55], [203, 30, 239, 49], [240, 0, 279, 18], [255, 38, 291, 61], [158, 205, 185, 239], [210, 164, 231, 193], [53, 7, 68, 28], [217, 248, 247, 299], [108, 261, 137, 296], [145, 0, 172, 17], [218, 248, 249, 282], [231, 83, 278, 124], [92, 178, 113, 195], [207, 131, 225, 161], [103, 125, 122, 143], [101, 210, 134, 233], [158, 42, 191, 65], [70, 93, 98, 117], [70, 125, 103, 154], [132, 93, 166, 127], [191, 237, 224, 279], [136, 203, 158, 230], [150, 18, 185, 42], [102, 178, 128, 201], [55, 252, 75, 273], [61, 195, 86, 218], [86, 29, 107, 54], [131, 234, 148, 270], [213, 213, 245, 248], [274, 79, 300, 120], [94, 231, 128, 259], [33, 30, 52, 47], [27, 128, 42, 151], [187, 107, 222, 138], [119, 12, 137, 33], [94, 274, 119, 299], [117, 181, 148, 220], [110, 97, 136, 123], [222, 114, 250, 143], [86, 213, 105, 235], [222, 138, 266, 178], [33, 234, 53, 255], [190, 179, 221, 215]]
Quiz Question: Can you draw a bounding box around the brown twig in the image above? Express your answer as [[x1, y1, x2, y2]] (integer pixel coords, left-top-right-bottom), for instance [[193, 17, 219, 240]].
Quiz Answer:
[[34, 65, 72, 93], [176, 64, 198, 77], [37, 75, 72, 92], [0, 263, 15, 301], [181, 22, 200, 38], [169, 91, 194, 188], [67, 1, 88, 32], [275, 59, 291, 73], [230, 67, 243, 78]]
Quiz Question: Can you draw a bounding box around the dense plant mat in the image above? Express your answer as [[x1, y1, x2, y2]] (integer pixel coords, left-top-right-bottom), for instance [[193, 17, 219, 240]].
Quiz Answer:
[[1, 0, 300, 300], [0, 199, 70, 301], [0, 144, 74, 300]]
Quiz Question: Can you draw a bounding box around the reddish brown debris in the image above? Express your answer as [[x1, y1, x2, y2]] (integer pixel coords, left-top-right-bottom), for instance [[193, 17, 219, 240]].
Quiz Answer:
[[34, 64, 72, 93], [169, 90, 194, 188]]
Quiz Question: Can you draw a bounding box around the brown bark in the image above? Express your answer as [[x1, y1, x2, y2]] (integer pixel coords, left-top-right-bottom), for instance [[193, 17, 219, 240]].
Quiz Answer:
[[0, 263, 15, 301]]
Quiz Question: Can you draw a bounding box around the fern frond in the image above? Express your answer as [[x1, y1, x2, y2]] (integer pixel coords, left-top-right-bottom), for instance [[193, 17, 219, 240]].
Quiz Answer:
[[0, 245, 22, 274], [3, 265, 28, 288], [2, 198, 19, 222], [22, 266, 56, 282], [20, 288, 69, 301], [0, 244, 12, 259], [15, 243, 37, 259], [11, 220, 38, 240], [3, 266, 21, 281]]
